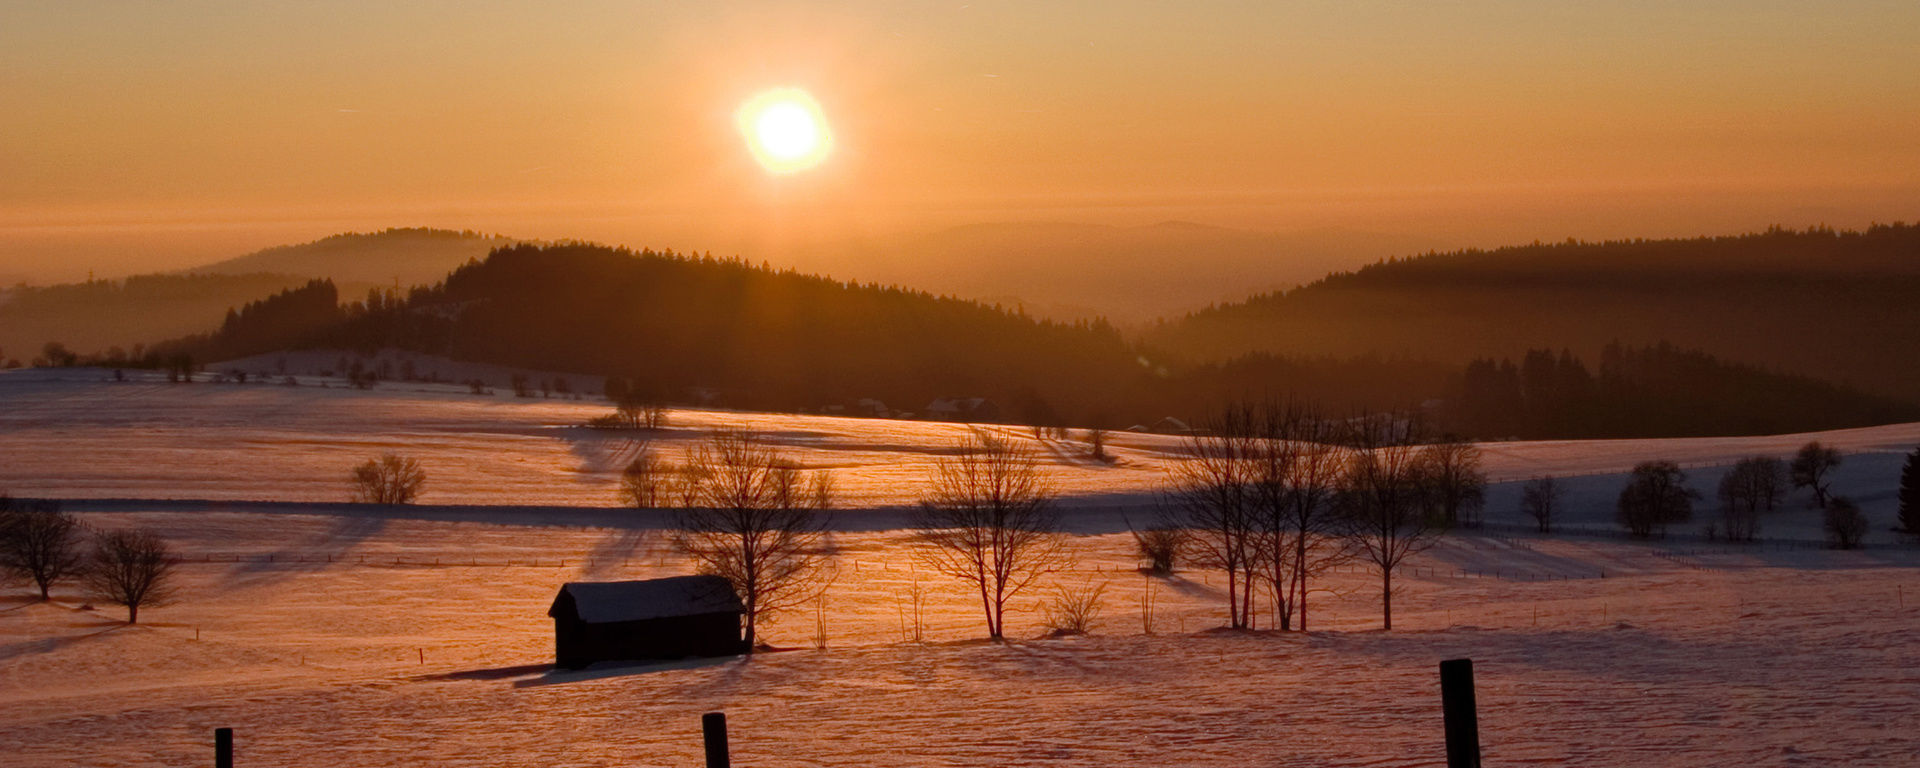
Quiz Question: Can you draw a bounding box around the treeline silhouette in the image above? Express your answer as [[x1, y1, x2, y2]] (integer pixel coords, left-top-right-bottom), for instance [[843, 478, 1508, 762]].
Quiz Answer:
[[1149, 223, 1920, 400], [1452, 344, 1918, 439], [0, 273, 320, 360], [151, 243, 1917, 438]]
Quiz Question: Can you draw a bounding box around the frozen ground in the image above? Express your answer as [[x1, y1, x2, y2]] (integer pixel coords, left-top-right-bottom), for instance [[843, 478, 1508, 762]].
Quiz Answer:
[[3, 508, 1919, 767], [4, 367, 1920, 766]]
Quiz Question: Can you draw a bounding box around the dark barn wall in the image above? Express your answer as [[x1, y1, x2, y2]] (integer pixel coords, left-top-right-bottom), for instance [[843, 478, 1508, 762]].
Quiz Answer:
[[554, 611, 745, 668]]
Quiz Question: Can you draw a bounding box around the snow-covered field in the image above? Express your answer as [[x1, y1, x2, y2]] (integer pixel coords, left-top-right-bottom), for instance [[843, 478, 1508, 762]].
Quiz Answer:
[[4, 367, 1920, 766]]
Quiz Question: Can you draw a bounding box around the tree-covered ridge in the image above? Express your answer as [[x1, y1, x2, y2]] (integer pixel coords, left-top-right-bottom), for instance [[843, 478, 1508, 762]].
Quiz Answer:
[[1451, 343, 1919, 439], [162, 242, 1919, 439], [1150, 223, 1920, 399]]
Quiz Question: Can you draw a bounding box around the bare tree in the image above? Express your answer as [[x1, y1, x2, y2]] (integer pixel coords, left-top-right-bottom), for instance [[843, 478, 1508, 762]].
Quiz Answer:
[[0, 497, 87, 601], [1521, 476, 1562, 533], [1338, 413, 1442, 631], [1272, 410, 1353, 632], [1824, 496, 1868, 549], [672, 430, 834, 650], [1717, 456, 1787, 542], [1162, 407, 1261, 629], [84, 528, 178, 624], [612, 386, 671, 430], [349, 453, 426, 504], [618, 442, 682, 508], [1617, 460, 1696, 538], [1791, 441, 1843, 509], [1417, 439, 1488, 527], [915, 432, 1069, 640]]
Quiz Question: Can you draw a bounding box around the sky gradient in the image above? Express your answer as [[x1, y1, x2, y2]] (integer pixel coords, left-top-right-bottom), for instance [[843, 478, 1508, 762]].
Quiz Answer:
[[4, 1, 1918, 282]]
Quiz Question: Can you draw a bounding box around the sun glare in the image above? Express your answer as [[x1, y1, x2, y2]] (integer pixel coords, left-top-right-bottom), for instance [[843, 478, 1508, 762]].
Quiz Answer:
[[738, 88, 832, 174]]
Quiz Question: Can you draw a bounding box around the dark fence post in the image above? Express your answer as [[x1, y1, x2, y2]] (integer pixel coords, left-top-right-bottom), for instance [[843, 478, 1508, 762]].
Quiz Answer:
[[214, 727, 233, 768], [1440, 659, 1480, 768], [702, 712, 730, 768]]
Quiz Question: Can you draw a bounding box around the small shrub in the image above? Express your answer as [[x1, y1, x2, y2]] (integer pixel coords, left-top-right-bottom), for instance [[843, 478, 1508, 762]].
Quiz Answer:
[[1131, 525, 1185, 575], [350, 454, 426, 505], [1042, 581, 1108, 636], [1824, 496, 1868, 549]]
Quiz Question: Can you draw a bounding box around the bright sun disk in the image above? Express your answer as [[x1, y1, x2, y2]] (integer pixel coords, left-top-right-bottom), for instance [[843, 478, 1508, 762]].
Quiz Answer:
[[737, 88, 832, 174]]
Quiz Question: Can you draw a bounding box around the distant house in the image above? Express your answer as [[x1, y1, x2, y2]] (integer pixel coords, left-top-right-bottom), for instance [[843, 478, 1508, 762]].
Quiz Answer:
[[924, 397, 1001, 423], [1152, 416, 1193, 435], [547, 575, 745, 669]]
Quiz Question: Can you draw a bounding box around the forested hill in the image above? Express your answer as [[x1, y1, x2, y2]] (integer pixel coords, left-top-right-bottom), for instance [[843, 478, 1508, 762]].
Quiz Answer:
[[1145, 224, 1920, 399], [175, 243, 1153, 423], [162, 243, 1919, 437]]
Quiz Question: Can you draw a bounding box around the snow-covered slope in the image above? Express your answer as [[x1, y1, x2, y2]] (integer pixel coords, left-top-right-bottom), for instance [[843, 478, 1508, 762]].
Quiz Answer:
[[3, 366, 1916, 541], [4, 368, 1920, 765]]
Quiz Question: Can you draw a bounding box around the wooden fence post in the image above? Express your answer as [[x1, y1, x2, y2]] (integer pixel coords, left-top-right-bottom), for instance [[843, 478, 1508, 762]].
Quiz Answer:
[[214, 727, 233, 768], [1440, 658, 1480, 768], [702, 711, 730, 768]]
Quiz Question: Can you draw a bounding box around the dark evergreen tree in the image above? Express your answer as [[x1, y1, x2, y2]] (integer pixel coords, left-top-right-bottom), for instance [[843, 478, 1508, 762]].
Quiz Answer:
[[1899, 447, 1920, 537]]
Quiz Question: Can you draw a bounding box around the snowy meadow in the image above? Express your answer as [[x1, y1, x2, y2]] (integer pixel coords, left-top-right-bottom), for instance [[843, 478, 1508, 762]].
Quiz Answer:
[[3, 368, 1919, 766]]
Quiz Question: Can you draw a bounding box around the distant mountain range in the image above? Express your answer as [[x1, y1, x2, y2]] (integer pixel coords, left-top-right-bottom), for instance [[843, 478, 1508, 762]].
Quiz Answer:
[[1145, 224, 1920, 400], [182, 227, 515, 287], [0, 228, 509, 357]]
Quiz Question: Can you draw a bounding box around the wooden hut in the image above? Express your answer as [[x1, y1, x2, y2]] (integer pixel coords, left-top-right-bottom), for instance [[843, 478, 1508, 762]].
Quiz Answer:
[[547, 575, 745, 669]]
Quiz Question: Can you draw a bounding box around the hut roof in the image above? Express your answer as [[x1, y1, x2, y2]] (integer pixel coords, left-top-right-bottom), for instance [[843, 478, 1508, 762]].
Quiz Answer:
[[551, 575, 742, 624]]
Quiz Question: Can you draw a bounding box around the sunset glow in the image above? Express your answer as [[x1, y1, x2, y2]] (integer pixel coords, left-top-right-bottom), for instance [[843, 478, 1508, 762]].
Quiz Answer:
[[738, 89, 832, 174]]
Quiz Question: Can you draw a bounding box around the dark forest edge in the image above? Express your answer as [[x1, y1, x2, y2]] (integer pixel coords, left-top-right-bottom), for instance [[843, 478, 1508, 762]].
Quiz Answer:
[[1147, 222, 1920, 401], [14, 240, 1893, 441]]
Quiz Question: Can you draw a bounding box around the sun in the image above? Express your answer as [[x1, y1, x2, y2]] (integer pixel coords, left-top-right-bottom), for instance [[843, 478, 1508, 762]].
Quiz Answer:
[[737, 88, 832, 174]]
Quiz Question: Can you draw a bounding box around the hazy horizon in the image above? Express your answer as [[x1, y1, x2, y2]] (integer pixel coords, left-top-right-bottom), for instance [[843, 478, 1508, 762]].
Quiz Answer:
[[6, 1, 1919, 283]]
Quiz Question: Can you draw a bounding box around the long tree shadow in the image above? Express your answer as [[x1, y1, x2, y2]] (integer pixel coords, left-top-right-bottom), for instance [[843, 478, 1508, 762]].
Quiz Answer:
[[217, 514, 389, 590], [0, 620, 128, 662]]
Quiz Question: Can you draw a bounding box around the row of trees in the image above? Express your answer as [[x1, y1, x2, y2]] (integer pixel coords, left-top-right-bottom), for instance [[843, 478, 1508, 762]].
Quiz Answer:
[[633, 405, 1495, 644], [1613, 442, 1872, 548], [1158, 405, 1485, 632], [340, 427, 1920, 645], [0, 497, 178, 623]]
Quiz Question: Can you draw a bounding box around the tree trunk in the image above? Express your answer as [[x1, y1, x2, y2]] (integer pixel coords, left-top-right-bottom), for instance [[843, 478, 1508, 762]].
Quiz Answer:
[[1381, 568, 1393, 631], [128, 603, 139, 625]]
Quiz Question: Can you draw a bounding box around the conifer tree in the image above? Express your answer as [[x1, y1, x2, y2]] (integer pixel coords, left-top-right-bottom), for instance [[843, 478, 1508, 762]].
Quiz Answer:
[[1899, 447, 1920, 538]]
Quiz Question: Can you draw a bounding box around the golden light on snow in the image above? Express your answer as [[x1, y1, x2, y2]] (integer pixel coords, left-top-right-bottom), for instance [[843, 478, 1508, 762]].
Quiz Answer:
[[737, 88, 833, 174]]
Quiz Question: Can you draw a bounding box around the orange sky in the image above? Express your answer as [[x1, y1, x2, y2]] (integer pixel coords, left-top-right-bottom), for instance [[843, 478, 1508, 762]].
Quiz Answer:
[[3, 1, 1918, 283]]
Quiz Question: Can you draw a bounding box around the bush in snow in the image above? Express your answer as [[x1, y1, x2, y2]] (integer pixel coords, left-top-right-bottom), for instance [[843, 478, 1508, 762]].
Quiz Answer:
[[1042, 581, 1108, 636], [1129, 524, 1185, 575], [1823, 496, 1868, 550], [349, 453, 426, 505]]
